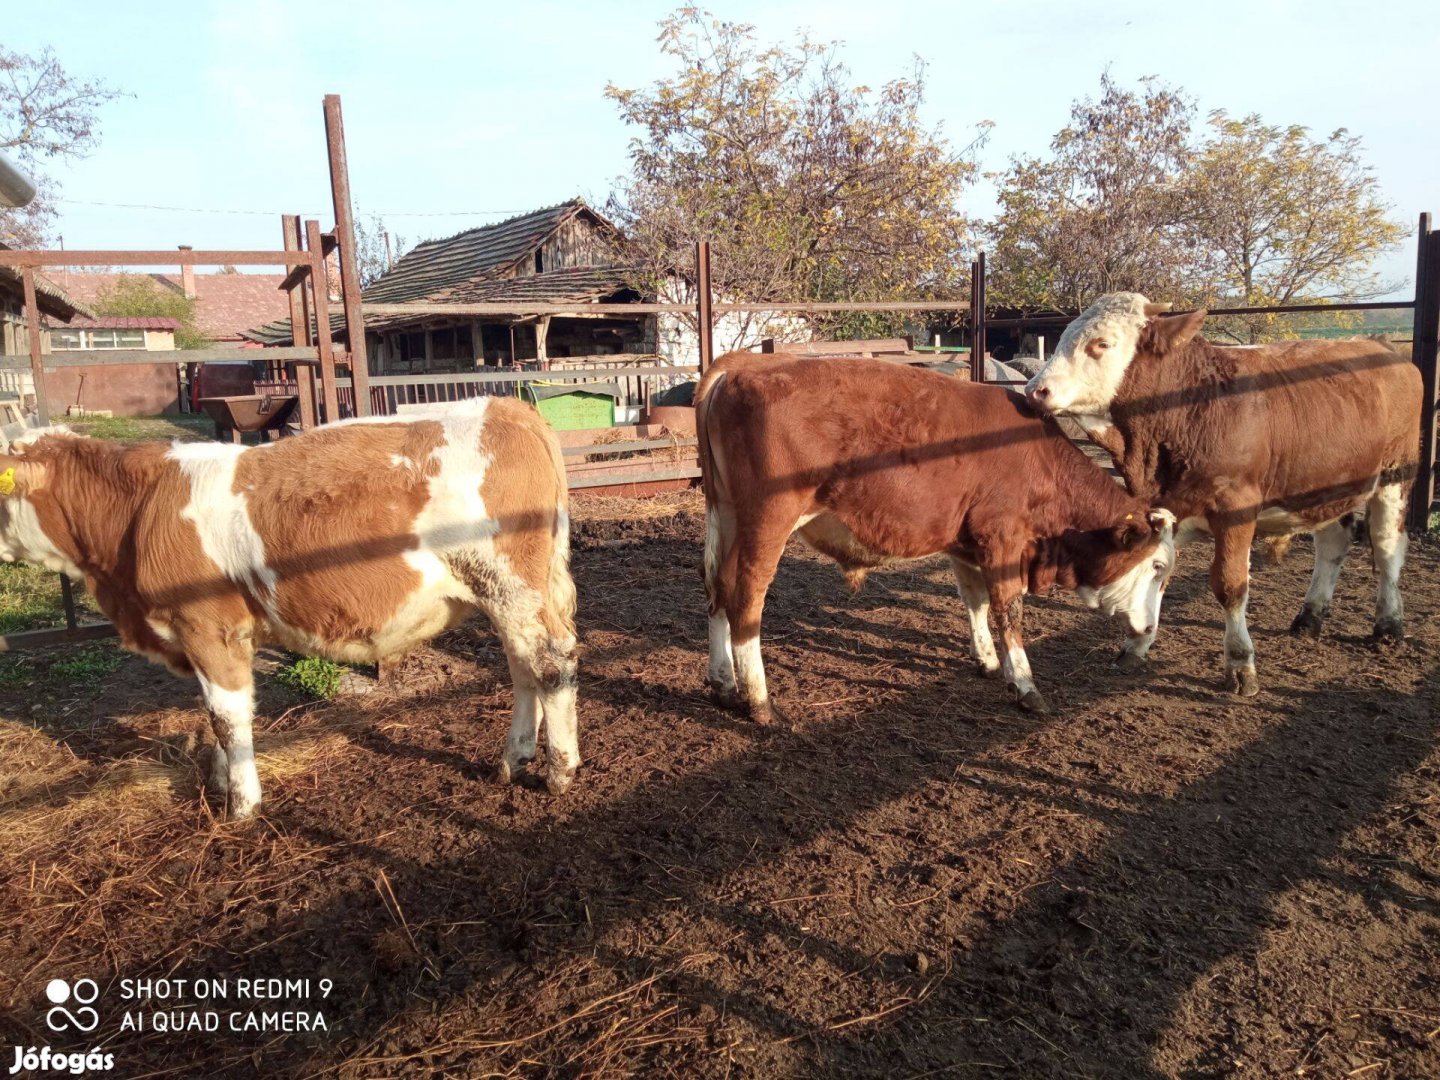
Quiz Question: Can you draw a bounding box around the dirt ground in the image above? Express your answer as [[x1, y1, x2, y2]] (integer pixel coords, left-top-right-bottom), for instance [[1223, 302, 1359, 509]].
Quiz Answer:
[[1, 489, 1438, 1079]]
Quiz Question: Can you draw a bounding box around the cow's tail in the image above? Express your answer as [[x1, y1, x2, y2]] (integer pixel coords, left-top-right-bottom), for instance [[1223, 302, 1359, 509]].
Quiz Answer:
[[696, 371, 730, 616], [542, 429, 578, 647]]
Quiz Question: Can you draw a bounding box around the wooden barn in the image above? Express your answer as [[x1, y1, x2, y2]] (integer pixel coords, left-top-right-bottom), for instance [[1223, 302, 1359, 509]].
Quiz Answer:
[[244, 199, 658, 371]]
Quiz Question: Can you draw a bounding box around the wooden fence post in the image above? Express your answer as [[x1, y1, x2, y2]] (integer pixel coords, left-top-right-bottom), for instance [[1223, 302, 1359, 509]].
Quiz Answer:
[[695, 240, 714, 375], [1411, 212, 1439, 532], [21, 267, 49, 424], [281, 214, 317, 429], [324, 94, 372, 416], [305, 218, 342, 422]]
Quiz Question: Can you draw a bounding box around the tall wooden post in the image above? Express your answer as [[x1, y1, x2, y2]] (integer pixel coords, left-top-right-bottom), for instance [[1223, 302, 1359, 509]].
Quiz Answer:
[[695, 240, 714, 374], [323, 94, 372, 416], [306, 218, 342, 422], [21, 267, 49, 424], [281, 215, 317, 429], [1411, 212, 1440, 531]]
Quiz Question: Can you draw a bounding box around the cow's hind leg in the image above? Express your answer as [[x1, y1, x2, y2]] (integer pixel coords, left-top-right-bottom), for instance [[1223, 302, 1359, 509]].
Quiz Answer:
[[1289, 519, 1352, 639], [726, 525, 794, 725], [1367, 481, 1409, 641], [950, 557, 1001, 678], [703, 504, 739, 707], [1210, 515, 1259, 696]]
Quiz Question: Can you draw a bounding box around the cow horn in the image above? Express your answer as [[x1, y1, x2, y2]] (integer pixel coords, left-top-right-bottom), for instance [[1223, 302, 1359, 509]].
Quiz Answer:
[[1142, 302, 1173, 317]]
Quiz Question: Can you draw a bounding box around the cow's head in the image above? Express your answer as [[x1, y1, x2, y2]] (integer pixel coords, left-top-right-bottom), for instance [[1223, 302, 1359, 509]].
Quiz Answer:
[[1025, 293, 1207, 425], [0, 432, 80, 575], [1075, 508, 1178, 639]]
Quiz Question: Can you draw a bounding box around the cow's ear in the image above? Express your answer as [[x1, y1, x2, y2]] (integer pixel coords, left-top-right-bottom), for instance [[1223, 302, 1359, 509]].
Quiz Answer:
[[1111, 512, 1151, 550], [0, 456, 46, 497], [1142, 309, 1207, 355], [1147, 508, 1177, 536]]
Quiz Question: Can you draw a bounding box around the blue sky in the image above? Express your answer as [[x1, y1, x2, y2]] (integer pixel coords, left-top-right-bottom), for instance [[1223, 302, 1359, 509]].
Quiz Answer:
[[7, 0, 1438, 295]]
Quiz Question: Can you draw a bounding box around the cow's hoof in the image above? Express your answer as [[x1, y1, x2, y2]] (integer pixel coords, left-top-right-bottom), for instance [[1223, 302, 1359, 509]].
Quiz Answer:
[[1227, 668, 1260, 697], [749, 700, 776, 726], [1371, 617, 1404, 643], [974, 663, 1002, 680], [1016, 689, 1050, 714], [1114, 649, 1148, 674], [1288, 608, 1324, 639], [226, 796, 260, 821], [498, 754, 532, 785], [708, 681, 745, 712], [545, 767, 576, 796]]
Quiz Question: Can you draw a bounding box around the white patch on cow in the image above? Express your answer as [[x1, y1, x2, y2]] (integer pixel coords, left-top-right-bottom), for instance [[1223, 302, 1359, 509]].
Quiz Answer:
[[951, 557, 1001, 674], [1024, 292, 1154, 422], [1090, 516, 1176, 636], [197, 672, 260, 818], [145, 617, 177, 643], [168, 441, 280, 620], [1367, 481, 1408, 629], [1223, 590, 1256, 677], [1003, 642, 1036, 698], [708, 613, 737, 690], [0, 494, 83, 577], [791, 511, 821, 533], [733, 634, 768, 710]]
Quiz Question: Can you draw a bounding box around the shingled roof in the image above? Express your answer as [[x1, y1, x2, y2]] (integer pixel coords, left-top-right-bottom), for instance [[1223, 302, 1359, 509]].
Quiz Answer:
[[240, 266, 643, 347], [0, 242, 92, 321], [362, 199, 615, 304]]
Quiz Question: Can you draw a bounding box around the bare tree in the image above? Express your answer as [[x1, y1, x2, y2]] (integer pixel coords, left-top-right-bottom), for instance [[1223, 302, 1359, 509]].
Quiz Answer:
[[0, 46, 123, 247], [352, 212, 410, 288]]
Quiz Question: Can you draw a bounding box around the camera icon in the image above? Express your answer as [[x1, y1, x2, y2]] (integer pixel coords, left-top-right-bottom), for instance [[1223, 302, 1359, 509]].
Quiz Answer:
[[44, 978, 100, 1033]]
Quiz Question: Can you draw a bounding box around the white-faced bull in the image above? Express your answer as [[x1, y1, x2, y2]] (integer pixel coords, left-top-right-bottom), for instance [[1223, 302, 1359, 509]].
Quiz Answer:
[[1025, 292, 1423, 695]]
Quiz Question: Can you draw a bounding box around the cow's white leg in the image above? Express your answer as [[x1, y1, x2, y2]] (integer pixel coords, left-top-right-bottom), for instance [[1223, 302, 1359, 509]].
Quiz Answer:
[[492, 602, 581, 796], [1367, 482, 1408, 641], [498, 652, 541, 786], [723, 519, 792, 724], [982, 563, 1047, 713], [950, 557, 1000, 677], [703, 506, 738, 699], [537, 642, 580, 796], [1210, 515, 1259, 696], [198, 673, 260, 818], [708, 613, 737, 695], [1289, 519, 1352, 638]]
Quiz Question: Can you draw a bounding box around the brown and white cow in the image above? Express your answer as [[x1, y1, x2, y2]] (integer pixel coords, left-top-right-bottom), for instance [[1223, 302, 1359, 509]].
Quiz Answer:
[[696, 353, 1178, 718], [0, 398, 579, 817], [1025, 292, 1423, 694]]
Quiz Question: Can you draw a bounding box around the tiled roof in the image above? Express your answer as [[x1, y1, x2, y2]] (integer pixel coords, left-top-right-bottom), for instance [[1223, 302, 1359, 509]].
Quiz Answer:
[[362, 199, 610, 304], [63, 315, 181, 330], [53, 270, 289, 342]]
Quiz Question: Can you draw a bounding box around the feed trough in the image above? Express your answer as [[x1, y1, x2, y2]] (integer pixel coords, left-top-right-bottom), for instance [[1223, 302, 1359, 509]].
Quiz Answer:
[[198, 393, 300, 443]]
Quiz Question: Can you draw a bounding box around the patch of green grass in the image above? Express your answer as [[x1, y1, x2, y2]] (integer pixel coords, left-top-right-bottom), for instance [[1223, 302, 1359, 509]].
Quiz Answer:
[[66, 414, 215, 444], [275, 656, 347, 700], [49, 643, 126, 682], [0, 563, 102, 634]]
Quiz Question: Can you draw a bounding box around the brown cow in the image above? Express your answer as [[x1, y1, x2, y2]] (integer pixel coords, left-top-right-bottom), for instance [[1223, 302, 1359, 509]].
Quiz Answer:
[[696, 353, 1177, 718], [0, 399, 579, 818], [1025, 293, 1423, 695]]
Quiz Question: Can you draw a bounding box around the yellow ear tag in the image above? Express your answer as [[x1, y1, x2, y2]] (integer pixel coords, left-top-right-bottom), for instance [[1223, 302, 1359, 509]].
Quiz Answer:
[[0, 468, 14, 496]]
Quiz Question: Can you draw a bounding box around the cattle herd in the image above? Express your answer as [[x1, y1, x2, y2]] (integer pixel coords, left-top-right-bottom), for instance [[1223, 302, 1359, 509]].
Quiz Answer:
[[0, 292, 1424, 820]]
